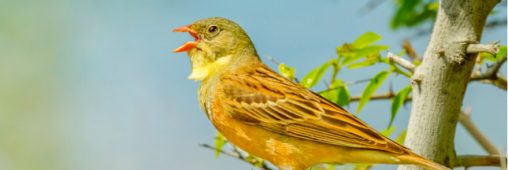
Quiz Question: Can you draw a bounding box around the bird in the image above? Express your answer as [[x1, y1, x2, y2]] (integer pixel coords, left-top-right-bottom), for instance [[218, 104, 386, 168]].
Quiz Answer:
[[172, 17, 450, 170]]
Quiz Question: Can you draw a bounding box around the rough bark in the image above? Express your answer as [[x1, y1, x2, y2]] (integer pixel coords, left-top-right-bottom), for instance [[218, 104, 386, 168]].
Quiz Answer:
[[398, 0, 500, 169]]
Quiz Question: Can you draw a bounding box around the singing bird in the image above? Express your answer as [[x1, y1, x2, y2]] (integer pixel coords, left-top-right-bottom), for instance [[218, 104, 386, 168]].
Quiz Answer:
[[173, 17, 449, 170]]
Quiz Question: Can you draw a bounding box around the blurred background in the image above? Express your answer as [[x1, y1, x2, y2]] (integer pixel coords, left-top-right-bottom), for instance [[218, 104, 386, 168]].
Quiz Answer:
[[0, 0, 506, 170]]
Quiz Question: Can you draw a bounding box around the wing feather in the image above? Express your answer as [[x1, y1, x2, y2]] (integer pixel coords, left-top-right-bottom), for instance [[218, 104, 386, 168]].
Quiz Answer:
[[218, 64, 408, 154]]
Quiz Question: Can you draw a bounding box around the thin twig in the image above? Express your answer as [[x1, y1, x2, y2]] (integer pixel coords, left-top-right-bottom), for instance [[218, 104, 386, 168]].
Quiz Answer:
[[470, 56, 507, 90], [317, 78, 372, 94], [458, 109, 500, 155], [350, 91, 394, 101], [346, 78, 372, 86], [266, 56, 281, 65], [472, 54, 483, 77], [477, 75, 507, 90], [201, 144, 240, 159], [387, 52, 415, 72], [349, 91, 413, 102], [200, 144, 273, 170], [231, 145, 246, 159], [472, 77, 507, 90], [455, 155, 506, 167], [466, 42, 501, 55], [402, 40, 422, 62], [493, 74, 508, 90], [330, 62, 340, 84], [485, 19, 507, 29], [231, 146, 273, 170], [266, 56, 300, 83], [471, 56, 507, 81]]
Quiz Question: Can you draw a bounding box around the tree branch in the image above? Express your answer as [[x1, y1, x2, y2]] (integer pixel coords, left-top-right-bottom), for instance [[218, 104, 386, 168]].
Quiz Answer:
[[402, 40, 422, 62], [350, 92, 394, 101], [455, 155, 506, 167], [466, 42, 501, 55], [200, 144, 273, 170], [317, 78, 372, 94], [387, 52, 415, 72], [346, 78, 372, 86], [349, 91, 412, 102], [485, 19, 507, 29], [474, 74, 507, 90], [399, 0, 500, 169], [492, 74, 508, 90], [471, 56, 506, 80], [470, 56, 507, 90], [458, 110, 500, 155]]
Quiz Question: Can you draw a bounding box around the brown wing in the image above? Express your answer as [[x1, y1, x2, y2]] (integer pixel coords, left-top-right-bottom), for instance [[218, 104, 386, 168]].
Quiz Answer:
[[218, 64, 409, 154]]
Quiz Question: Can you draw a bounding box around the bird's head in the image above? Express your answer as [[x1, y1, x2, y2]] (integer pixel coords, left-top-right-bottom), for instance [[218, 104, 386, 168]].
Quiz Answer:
[[173, 17, 259, 81]]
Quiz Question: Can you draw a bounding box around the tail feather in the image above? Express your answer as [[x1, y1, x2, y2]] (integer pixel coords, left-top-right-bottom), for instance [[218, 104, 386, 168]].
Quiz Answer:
[[397, 154, 451, 170]]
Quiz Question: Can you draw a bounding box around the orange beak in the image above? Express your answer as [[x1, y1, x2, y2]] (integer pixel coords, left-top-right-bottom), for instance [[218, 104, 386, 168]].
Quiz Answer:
[[173, 25, 200, 53]]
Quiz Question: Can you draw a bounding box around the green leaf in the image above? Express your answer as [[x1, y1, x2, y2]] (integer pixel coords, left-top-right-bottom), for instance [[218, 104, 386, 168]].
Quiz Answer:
[[319, 82, 340, 103], [338, 45, 389, 65], [356, 71, 390, 113], [389, 85, 412, 127], [337, 32, 388, 66], [336, 85, 351, 107], [353, 164, 371, 170], [300, 59, 335, 88], [395, 130, 407, 144], [319, 80, 350, 107], [215, 132, 227, 158], [427, 2, 439, 11], [498, 46, 507, 58], [380, 126, 396, 137], [391, 0, 437, 29], [388, 58, 412, 78], [481, 45, 507, 62], [278, 63, 296, 80], [347, 53, 381, 69], [352, 32, 382, 48]]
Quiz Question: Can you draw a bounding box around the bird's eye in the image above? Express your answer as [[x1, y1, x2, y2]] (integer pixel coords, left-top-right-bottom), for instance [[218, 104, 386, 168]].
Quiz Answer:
[[208, 25, 218, 34]]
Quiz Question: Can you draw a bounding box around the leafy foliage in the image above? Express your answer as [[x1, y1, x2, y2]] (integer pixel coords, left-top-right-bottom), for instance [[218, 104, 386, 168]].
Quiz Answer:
[[278, 63, 296, 80], [319, 80, 351, 107], [215, 132, 227, 158], [353, 32, 383, 48], [480, 45, 507, 63], [337, 32, 389, 66], [395, 130, 408, 144], [380, 125, 396, 137], [300, 59, 336, 88], [357, 71, 391, 113], [390, 85, 412, 127], [391, 0, 438, 29]]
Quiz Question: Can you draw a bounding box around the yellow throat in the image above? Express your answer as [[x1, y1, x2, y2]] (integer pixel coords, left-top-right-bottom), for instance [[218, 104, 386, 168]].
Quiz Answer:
[[188, 53, 233, 81]]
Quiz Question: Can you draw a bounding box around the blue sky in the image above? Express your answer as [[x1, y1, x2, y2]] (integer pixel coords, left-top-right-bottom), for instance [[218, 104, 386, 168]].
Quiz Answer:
[[1, 0, 506, 170]]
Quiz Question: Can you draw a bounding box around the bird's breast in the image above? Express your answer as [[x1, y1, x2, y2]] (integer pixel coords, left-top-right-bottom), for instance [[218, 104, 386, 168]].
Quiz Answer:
[[207, 101, 309, 167]]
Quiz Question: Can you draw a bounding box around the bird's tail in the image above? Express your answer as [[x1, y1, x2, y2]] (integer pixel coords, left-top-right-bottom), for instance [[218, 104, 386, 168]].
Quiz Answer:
[[397, 154, 451, 170]]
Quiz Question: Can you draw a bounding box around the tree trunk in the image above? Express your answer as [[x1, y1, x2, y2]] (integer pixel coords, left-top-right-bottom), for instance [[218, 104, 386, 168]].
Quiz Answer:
[[398, 0, 499, 169]]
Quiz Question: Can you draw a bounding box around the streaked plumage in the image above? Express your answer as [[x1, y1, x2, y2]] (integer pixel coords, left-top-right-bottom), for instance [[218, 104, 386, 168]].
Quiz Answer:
[[173, 17, 449, 170]]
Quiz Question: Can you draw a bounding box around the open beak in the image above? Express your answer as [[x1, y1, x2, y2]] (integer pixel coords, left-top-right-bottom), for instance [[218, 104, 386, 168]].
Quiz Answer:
[[173, 25, 200, 53]]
